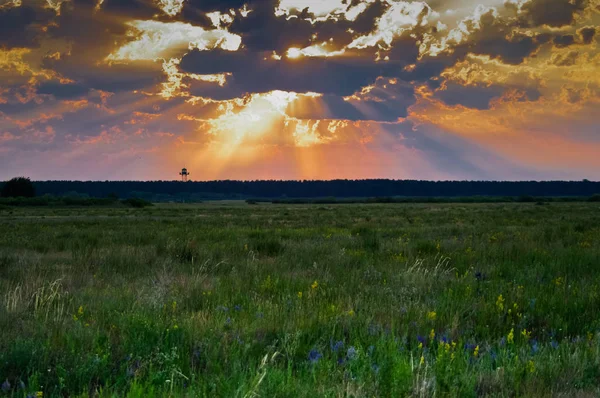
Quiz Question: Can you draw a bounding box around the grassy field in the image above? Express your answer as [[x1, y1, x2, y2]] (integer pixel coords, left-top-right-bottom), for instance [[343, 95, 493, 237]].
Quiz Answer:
[[1, 202, 600, 397]]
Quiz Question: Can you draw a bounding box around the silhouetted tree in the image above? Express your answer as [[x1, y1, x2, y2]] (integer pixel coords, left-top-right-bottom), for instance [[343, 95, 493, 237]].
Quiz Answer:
[[1, 177, 36, 198]]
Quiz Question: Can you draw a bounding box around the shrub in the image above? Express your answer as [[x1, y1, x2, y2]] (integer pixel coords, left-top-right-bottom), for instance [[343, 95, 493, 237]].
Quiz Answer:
[[122, 198, 153, 208], [1, 177, 35, 198]]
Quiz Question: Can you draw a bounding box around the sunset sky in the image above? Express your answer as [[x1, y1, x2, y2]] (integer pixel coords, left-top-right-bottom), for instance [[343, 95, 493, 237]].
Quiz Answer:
[[0, 0, 599, 181]]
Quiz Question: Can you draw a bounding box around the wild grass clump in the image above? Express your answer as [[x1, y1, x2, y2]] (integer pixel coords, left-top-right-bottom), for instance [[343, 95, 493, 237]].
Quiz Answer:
[[0, 202, 599, 396]]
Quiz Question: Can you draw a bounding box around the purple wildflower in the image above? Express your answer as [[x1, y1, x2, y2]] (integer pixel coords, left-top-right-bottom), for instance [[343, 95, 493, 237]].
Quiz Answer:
[[308, 349, 322, 364], [330, 340, 344, 353]]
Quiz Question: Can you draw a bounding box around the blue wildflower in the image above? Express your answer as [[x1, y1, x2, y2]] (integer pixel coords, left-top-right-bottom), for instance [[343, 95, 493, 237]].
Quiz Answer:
[[346, 346, 358, 361], [371, 364, 380, 374], [225, 317, 232, 325], [500, 337, 507, 346], [308, 349, 322, 364], [464, 343, 476, 352], [337, 357, 346, 365], [368, 323, 380, 336], [2, 380, 10, 393], [234, 305, 242, 312], [551, 340, 559, 349], [490, 350, 498, 361], [531, 339, 539, 354], [330, 340, 344, 353], [529, 298, 537, 308], [368, 345, 375, 356], [417, 335, 426, 344]]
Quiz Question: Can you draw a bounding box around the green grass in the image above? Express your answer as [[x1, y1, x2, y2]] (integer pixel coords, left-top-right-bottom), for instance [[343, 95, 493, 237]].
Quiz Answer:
[[1, 202, 600, 397]]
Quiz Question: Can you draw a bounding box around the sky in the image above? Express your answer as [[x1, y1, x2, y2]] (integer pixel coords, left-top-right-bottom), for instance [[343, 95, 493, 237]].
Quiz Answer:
[[0, 0, 599, 181]]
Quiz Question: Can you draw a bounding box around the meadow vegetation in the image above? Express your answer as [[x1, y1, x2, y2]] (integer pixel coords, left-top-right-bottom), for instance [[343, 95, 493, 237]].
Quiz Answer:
[[1, 202, 599, 397]]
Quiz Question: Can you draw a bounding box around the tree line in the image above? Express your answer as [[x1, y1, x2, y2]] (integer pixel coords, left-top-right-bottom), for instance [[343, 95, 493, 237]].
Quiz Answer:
[[0, 179, 597, 200]]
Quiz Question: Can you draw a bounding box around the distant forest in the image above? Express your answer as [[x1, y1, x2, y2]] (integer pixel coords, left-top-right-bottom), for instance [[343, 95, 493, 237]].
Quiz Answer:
[[5, 180, 598, 202]]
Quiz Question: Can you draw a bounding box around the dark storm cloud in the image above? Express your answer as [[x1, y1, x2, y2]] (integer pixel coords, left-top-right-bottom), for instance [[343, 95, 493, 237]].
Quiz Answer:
[[432, 83, 541, 110], [553, 34, 576, 48], [0, 2, 52, 48], [100, 0, 159, 19], [37, 82, 90, 99], [182, 49, 402, 98], [47, 62, 164, 93], [518, 0, 587, 28], [451, 10, 542, 65], [578, 27, 597, 44]]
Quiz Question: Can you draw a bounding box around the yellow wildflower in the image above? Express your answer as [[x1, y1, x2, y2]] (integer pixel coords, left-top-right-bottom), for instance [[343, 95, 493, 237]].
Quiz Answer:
[[444, 343, 450, 353], [420, 355, 425, 366], [311, 281, 318, 290], [474, 345, 479, 357], [347, 309, 355, 317], [297, 291, 303, 299], [508, 328, 514, 344], [527, 360, 535, 373], [554, 277, 564, 286], [172, 301, 177, 312], [78, 306, 84, 316], [496, 295, 505, 312], [36, 392, 43, 398], [521, 329, 531, 340], [588, 332, 594, 341], [418, 342, 423, 350], [429, 329, 435, 340], [427, 311, 437, 321]]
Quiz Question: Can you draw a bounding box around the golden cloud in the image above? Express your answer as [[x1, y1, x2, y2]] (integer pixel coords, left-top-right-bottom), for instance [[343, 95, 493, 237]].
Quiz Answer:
[[107, 20, 242, 62]]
